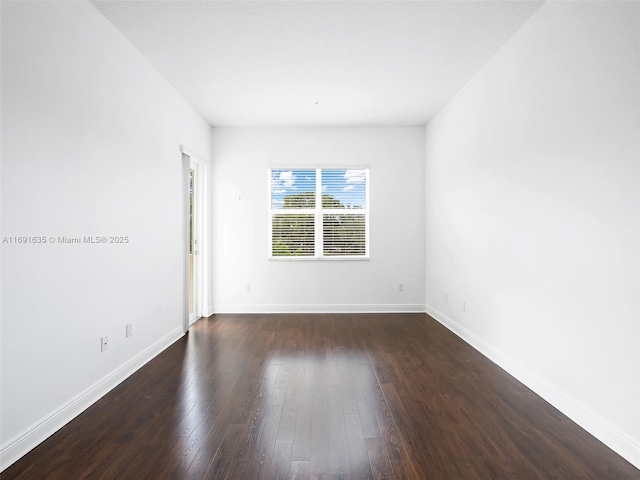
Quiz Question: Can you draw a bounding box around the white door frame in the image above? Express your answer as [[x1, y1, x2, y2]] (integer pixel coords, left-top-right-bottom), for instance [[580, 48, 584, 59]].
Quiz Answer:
[[181, 145, 210, 333]]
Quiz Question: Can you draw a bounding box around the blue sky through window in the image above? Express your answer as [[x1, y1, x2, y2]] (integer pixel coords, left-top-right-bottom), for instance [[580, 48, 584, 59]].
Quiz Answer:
[[271, 168, 366, 209], [270, 169, 316, 209]]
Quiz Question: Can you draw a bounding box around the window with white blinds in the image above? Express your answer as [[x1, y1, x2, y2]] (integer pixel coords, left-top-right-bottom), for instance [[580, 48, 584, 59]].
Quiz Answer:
[[269, 168, 369, 259]]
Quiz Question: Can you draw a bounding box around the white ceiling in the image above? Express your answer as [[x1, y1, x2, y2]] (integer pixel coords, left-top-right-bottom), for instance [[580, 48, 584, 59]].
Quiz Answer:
[[91, 1, 544, 127]]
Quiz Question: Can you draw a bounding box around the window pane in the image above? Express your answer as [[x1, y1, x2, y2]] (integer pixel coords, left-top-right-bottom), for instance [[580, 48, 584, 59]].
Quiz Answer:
[[270, 169, 316, 209], [268, 167, 369, 259], [272, 214, 315, 256], [321, 169, 366, 209], [323, 214, 366, 256]]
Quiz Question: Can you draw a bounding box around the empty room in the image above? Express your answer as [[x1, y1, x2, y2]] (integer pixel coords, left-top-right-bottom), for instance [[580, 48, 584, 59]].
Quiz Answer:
[[1, 0, 639, 478]]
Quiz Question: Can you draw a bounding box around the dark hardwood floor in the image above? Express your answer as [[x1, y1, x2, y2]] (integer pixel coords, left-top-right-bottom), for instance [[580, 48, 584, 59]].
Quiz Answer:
[[3, 313, 638, 479]]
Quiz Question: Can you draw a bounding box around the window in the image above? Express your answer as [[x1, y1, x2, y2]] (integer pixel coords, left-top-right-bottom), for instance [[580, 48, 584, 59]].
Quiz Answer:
[[269, 168, 369, 259]]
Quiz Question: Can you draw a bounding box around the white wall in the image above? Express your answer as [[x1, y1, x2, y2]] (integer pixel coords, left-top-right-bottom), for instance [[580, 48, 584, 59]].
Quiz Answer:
[[1, 1, 211, 469], [211, 127, 425, 313], [424, 0, 640, 467]]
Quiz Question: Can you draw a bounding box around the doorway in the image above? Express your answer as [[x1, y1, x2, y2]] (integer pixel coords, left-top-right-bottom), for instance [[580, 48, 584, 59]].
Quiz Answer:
[[189, 165, 197, 323], [182, 146, 210, 333]]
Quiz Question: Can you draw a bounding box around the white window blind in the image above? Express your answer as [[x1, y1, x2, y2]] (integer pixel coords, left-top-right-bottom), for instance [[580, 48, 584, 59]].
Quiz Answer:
[[269, 168, 369, 259]]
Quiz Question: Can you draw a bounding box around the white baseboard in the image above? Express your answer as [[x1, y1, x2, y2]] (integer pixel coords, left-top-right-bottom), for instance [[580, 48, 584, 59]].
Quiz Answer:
[[0, 326, 184, 472], [211, 303, 426, 314], [204, 305, 215, 317], [425, 304, 640, 470]]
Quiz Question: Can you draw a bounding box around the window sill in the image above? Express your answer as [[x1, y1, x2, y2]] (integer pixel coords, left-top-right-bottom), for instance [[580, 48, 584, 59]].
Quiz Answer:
[[268, 256, 370, 261]]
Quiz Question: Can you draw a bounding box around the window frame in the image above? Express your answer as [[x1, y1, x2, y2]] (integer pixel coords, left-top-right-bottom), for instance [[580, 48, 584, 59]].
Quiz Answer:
[[268, 167, 370, 261]]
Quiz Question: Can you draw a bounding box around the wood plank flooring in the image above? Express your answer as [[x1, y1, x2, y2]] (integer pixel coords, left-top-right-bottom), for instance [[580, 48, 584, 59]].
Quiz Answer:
[[2, 313, 638, 479]]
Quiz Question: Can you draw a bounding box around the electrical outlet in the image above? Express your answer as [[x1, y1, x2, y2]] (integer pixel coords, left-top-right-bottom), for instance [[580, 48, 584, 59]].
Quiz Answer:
[[461, 301, 466, 312], [444, 293, 449, 303], [398, 283, 404, 292], [101, 336, 109, 352], [126, 323, 133, 337], [245, 284, 251, 293]]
